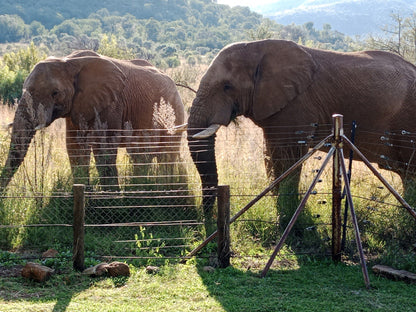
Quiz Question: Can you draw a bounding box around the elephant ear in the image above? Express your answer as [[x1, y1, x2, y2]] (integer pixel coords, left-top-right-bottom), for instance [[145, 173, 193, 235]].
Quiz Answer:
[[252, 41, 317, 121], [68, 57, 126, 125]]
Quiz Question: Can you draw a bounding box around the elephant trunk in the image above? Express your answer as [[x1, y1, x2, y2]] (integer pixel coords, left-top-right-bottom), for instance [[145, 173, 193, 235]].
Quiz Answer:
[[1, 101, 36, 190], [187, 103, 218, 235]]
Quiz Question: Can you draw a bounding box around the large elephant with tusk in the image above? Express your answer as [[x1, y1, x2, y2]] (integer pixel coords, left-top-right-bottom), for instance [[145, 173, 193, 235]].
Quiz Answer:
[[1, 50, 185, 191], [188, 39, 416, 235]]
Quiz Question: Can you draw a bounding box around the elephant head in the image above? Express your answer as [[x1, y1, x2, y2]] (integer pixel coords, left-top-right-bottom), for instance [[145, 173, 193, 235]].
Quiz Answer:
[[187, 39, 317, 232], [1, 55, 126, 189]]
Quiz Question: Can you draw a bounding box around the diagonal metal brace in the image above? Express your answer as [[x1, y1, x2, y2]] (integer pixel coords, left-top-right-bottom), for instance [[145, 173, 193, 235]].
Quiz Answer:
[[180, 134, 333, 262]]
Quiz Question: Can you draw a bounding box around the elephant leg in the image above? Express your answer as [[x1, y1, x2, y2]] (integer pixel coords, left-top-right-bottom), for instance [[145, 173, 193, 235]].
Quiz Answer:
[[264, 137, 312, 237], [127, 136, 154, 176], [92, 141, 119, 190], [154, 130, 183, 180], [66, 120, 91, 185]]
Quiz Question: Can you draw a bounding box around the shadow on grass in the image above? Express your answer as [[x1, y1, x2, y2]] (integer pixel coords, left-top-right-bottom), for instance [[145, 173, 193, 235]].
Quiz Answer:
[[195, 257, 416, 312], [0, 270, 130, 312]]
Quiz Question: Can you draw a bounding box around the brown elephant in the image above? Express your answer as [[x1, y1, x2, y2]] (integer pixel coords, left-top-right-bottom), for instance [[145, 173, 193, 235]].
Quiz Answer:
[[1, 50, 185, 190], [187, 39, 416, 233]]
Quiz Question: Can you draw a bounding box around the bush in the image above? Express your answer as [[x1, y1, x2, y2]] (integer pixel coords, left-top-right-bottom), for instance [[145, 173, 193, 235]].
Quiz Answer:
[[166, 56, 180, 68], [0, 42, 46, 104]]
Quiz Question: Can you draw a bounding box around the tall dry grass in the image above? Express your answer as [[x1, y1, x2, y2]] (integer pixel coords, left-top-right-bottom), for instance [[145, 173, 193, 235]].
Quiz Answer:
[[0, 61, 414, 259]]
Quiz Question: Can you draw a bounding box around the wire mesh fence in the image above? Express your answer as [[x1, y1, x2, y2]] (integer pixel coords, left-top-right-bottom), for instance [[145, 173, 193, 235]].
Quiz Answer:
[[0, 115, 415, 264]]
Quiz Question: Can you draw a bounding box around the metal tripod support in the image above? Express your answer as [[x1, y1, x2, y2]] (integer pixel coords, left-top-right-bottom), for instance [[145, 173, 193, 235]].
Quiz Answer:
[[183, 114, 416, 288]]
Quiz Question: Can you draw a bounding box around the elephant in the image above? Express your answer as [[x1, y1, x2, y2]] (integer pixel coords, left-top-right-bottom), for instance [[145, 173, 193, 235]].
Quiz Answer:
[[187, 39, 416, 235], [1, 50, 185, 190]]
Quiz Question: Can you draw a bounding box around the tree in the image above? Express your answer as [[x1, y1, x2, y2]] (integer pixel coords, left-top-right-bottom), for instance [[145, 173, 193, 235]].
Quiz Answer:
[[0, 43, 47, 104], [51, 19, 83, 37], [247, 20, 274, 41], [0, 15, 27, 43], [366, 12, 416, 63], [97, 34, 135, 59], [145, 19, 161, 42], [29, 21, 46, 37]]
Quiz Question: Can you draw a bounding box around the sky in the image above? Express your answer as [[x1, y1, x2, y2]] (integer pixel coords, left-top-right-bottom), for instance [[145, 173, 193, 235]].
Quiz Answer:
[[217, 0, 276, 7]]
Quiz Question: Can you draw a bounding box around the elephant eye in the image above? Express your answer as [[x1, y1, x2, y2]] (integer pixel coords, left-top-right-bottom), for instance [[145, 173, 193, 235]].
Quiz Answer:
[[51, 90, 59, 99], [223, 84, 233, 92]]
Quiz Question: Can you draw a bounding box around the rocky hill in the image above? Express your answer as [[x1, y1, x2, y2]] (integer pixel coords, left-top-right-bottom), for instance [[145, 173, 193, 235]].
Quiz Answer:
[[254, 0, 416, 36]]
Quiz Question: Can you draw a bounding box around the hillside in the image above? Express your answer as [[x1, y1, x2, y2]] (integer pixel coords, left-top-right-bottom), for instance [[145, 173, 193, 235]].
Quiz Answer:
[[254, 0, 416, 36], [0, 0, 261, 29]]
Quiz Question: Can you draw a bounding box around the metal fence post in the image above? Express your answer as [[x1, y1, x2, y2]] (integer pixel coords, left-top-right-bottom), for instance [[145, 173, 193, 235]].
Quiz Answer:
[[73, 184, 85, 271], [217, 185, 230, 268], [332, 114, 343, 261]]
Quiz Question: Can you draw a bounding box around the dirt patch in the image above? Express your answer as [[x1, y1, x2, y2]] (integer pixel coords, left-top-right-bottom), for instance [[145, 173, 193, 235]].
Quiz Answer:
[[0, 265, 24, 278]]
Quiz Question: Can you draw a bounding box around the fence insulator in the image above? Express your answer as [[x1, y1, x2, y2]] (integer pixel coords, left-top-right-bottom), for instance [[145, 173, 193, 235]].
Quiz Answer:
[[402, 130, 411, 135]]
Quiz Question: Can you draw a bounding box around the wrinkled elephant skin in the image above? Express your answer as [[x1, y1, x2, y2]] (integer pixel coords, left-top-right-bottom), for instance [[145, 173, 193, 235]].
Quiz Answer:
[[188, 39, 416, 231], [1, 50, 185, 190]]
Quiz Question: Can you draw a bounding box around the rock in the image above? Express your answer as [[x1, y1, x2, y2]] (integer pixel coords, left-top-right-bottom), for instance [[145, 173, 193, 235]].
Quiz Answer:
[[145, 265, 160, 274], [42, 249, 59, 258], [106, 262, 130, 277], [82, 262, 130, 277], [203, 266, 215, 273], [21, 262, 54, 282], [82, 263, 109, 276]]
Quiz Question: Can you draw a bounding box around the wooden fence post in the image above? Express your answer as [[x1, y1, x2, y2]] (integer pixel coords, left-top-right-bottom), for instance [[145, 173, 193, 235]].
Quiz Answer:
[[332, 114, 343, 261], [73, 184, 85, 271], [217, 185, 230, 268]]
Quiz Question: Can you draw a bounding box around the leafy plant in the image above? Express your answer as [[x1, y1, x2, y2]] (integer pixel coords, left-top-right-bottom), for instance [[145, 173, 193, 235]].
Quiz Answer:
[[134, 226, 165, 265]]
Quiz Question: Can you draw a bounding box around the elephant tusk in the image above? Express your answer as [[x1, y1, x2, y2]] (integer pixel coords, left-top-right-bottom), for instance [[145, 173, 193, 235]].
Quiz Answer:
[[173, 123, 188, 131], [192, 124, 221, 139], [168, 123, 187, 134]]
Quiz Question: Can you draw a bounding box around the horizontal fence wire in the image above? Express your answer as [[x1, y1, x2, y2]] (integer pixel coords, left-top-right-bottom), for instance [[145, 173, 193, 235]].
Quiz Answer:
[[0, 118, 415, 262]]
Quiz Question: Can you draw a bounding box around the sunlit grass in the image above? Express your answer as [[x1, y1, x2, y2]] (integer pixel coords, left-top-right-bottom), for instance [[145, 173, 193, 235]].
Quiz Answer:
[[2, 260, 416, 312]]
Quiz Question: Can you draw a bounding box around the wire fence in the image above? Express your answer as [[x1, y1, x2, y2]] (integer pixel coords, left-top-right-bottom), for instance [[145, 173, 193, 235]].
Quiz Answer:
[[0, 117, 415, 264]]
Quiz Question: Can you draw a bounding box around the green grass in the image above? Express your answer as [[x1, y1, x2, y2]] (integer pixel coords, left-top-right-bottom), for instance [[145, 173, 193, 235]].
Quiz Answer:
[[1, 256, 416, 312]]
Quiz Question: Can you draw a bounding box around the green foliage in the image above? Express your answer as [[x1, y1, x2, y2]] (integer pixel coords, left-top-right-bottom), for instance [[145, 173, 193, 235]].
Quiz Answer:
[[133, 226, 165, 266], [97, 34, 135, 59], [0, 15, 27, 43], [0, 42, 46, 104], [0, 250, 23, 266], [0, 0, 361, 72], [246, 20, 274, 41], [276, 21, 358, 52]]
